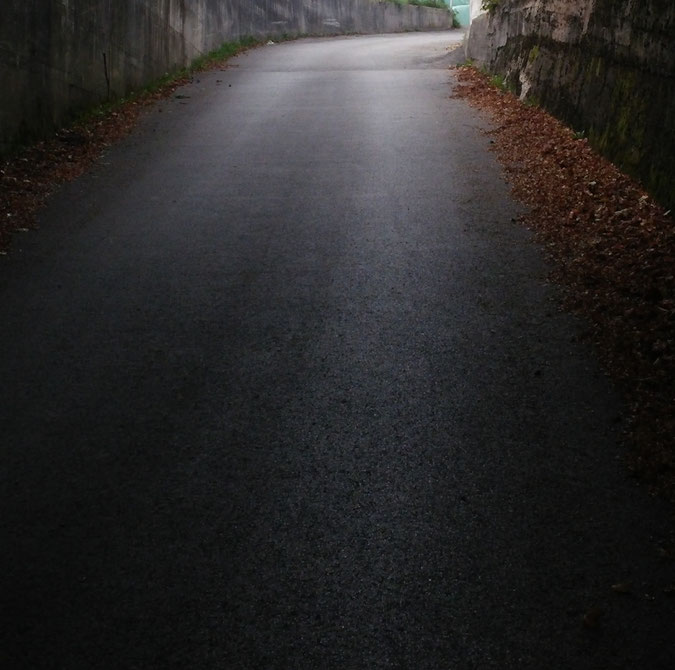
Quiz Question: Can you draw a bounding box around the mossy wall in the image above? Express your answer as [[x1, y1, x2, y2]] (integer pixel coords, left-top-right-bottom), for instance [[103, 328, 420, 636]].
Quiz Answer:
[[0, 0, 454, 154], [467, 0, 675, 210]]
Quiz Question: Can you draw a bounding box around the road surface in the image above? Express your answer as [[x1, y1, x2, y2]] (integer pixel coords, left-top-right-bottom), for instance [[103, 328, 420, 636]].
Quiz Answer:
[[1, 32, 674, 669]]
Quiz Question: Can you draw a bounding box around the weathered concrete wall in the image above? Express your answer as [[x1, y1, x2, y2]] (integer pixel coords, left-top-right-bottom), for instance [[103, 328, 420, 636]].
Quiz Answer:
[[466, 0, 675, 210], [468, 0, 484, 22], [0, 0, 454, 153]]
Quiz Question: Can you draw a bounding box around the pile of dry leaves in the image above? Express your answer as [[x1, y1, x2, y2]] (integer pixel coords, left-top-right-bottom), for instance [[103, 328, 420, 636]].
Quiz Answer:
[[0, 80, 193, 250], [1, 58, 673, 500], [452, 65, 674, 499], [0, 41, 258, 248]]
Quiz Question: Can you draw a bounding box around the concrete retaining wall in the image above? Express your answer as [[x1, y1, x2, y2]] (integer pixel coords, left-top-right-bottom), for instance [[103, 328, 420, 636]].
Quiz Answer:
[[0, 0, 454, 153], [465, 0, 675, 209]]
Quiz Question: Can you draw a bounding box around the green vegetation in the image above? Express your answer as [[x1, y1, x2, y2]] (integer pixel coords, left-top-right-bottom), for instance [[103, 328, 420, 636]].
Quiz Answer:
[[489, 73, 507, 90], [527, 44, 540, 65], [481, 0, 502, 12], [409, 0, 449, 8], [132, 36, 262, 97], [190, 36, 260, 72], [75, 37, 262, 125], [385, 0, 452, 10], [488, 72, 515, 94]]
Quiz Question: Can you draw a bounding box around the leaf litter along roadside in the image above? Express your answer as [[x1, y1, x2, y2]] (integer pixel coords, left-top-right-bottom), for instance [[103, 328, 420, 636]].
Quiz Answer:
[[1, 52, 673, 499], [451, 65, 674, 501], [0, 39, 259, 253]]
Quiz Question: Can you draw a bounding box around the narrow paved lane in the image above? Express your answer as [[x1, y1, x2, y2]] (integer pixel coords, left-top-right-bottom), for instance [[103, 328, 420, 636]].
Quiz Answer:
[[2, 33, 674, 668]]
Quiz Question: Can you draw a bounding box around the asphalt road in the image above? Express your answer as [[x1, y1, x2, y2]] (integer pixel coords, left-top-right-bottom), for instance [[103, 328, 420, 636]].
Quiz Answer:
[[1, 32, 674, 669]]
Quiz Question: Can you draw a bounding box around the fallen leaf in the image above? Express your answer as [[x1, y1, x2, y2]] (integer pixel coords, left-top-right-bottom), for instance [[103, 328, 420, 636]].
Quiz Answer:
[[611, 582, 632, 594], [583, 607, 604, 628], [451, 65, 675, 502]]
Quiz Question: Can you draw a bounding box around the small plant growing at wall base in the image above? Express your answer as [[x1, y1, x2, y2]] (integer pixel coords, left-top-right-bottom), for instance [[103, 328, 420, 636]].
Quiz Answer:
[[489, 72, 515, 93]]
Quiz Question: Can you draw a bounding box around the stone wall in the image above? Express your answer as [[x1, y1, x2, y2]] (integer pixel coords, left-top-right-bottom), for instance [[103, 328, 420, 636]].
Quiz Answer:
[[0, 0, 454, 153], [466, 0, 675, 209]]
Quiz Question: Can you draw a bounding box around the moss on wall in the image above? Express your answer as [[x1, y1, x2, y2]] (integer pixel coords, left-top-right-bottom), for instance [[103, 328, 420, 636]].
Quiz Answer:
[[527, 44, 539, 65], [478, 0, 675, 210]]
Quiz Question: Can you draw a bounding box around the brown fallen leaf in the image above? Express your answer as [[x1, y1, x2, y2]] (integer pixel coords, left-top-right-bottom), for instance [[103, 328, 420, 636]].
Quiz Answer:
[[583, 607, 604, 628], [451, 65, 675, 503], [658, 544, 675, 560], [611, 582, 633, 594]]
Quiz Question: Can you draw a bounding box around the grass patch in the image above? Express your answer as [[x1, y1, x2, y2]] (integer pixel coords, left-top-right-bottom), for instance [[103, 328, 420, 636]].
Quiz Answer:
[[0, 36, 264, 251], [409, 0, 450, 8], [385, 0, 452, 11], [190, 36, 261, 72], [489, 73, 507, 90], [76, 36, 262, 126], [488, 72, 515, 94]]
